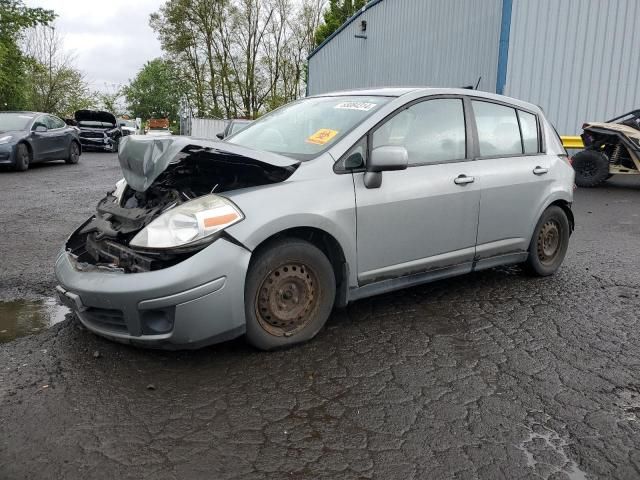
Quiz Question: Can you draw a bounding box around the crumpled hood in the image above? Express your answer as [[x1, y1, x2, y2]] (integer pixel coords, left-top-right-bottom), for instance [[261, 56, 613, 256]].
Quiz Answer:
[[74, 110, 117, 125], [118, 135, 300, 192]]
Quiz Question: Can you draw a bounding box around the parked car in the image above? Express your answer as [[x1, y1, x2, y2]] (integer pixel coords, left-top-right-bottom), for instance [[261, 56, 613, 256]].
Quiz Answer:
[[146, 128, 172, 137], [0, 111, 81, 171], [217, 119, 252, 139], [74, 110, 121, 152], [118, 118, 138, 137], [56, 88, 574, 350]]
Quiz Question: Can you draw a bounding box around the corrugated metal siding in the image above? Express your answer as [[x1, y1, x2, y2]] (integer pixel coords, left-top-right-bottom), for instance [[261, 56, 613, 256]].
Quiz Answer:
[[505, 0, 640, 134], [190, 118, 228, 140], [308, 0, 503, 95]]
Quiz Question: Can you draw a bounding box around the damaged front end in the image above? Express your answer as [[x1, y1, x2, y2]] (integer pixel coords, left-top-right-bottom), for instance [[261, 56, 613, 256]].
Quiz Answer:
[[66, 136, 299, 273]]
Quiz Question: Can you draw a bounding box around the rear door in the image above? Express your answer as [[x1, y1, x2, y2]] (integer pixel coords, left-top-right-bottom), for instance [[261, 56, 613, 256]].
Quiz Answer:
[[469, 100, 552, 258], [45, 115, 69, 159], [353, 97, 481, 284]]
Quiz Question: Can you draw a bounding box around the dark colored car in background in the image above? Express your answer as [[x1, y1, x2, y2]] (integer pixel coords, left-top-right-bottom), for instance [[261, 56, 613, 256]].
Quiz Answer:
[[216, 119, 252, 139], [74, 110, 122, 152], [0, 111, 81, 172]]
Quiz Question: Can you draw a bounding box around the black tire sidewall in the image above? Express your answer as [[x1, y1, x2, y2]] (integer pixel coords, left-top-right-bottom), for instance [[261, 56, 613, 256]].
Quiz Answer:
[[526, 206, 570, 276], [573, 150, 609, 187], [66, 141, 80, 164], [15, 143, 29, 171], [245, 239, 336, 350]]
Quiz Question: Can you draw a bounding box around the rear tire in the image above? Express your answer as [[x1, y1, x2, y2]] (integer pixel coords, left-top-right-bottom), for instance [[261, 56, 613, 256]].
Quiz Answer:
[[572, 150, 609, 187], [65, 141, 80, 164], [15, 143, 30, 171], [244, 238, 336, 350], [524, 206, 570, 276]]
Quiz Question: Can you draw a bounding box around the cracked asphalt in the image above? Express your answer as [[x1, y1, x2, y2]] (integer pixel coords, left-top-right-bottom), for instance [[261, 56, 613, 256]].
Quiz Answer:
[[1, 153, 639, 479]]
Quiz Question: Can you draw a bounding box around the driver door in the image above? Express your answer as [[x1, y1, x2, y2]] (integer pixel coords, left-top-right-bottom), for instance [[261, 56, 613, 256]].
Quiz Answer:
[[353, 97, 481, 284]]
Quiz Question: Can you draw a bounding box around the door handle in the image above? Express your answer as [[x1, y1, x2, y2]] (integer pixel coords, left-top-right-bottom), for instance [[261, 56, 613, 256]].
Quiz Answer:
[[533, 166, 549, 175], [454, 174, 475, 185]]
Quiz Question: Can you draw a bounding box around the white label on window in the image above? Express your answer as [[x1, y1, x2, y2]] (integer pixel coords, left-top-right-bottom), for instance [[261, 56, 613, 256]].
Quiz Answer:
[[334, 102, 377, 112]]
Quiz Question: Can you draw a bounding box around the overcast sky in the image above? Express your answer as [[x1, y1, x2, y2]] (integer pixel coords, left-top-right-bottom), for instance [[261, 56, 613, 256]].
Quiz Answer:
[[24, 0, 164, 91]]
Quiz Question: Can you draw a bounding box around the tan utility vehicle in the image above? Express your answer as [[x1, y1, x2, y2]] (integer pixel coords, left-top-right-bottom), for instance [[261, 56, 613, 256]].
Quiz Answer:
[[572, 110, 640, 187]]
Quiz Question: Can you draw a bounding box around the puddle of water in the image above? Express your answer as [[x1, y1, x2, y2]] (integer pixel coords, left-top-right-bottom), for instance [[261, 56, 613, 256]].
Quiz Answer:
[[516, 425, 588, 480], [0, 298, 70, 343]]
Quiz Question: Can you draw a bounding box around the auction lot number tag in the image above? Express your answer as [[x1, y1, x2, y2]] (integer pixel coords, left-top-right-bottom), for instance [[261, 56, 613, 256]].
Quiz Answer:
[[334, 102, 377, 111]]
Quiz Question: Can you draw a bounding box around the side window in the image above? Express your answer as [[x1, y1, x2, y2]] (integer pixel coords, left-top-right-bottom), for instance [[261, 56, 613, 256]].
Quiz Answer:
[[336, 137, 366, 172], [472, 101, 522, 156], [372, 98, 466, 165], [518, 110, 539, 154], [32, 116, 47, 130], [49, 116, 66, 129]]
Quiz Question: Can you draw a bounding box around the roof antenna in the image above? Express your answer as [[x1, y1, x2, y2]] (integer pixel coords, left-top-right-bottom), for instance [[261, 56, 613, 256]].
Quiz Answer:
[[462, 77, 482, 90], [474, 76, 482, 90]]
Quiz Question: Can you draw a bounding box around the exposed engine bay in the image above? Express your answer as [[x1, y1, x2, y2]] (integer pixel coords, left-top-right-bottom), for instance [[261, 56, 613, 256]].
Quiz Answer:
[[66, 139, 298, 273]]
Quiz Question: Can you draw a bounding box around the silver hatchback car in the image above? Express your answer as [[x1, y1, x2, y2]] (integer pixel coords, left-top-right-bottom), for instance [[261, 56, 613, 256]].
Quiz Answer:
[[55, 88, 574, 350]]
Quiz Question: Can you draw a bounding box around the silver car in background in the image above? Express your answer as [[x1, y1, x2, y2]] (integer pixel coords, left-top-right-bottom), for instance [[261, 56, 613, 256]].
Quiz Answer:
[[55, 88, 574, 350]]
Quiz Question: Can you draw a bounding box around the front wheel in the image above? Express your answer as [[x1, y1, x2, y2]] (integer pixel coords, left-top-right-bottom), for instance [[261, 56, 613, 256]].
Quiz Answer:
[[244, 238, 336, 350], [110, 137, 120, 153], [524, 206, 570, 276], [15, 143, 30, 171]]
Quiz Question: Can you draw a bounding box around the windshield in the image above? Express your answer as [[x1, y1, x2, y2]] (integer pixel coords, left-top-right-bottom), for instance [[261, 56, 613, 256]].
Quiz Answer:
[[228, 96, 391, 159], [0, 113, 34, 131], [230, 121, 250, 135], [120, 120, 136, 128]]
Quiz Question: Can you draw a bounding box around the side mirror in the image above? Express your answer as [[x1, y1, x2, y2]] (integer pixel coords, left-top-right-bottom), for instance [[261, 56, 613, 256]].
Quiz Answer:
[[216, 132, 224, 140], [34, 125, 47, 133], [364, 146, 408, 189]]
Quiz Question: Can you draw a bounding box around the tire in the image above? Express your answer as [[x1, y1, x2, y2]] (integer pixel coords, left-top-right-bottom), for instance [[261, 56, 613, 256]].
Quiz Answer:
[[244, 238, 336, 350], [572, 150, 609, 187], [15, 143, 30, 171], [65, 141, 80, 164], [110, 137, 120, 153], [524, 206, 570, 276]]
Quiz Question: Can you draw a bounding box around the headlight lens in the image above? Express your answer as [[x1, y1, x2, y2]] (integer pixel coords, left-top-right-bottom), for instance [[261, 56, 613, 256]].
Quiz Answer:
[[129, 194, 243, 249], [0, 135, 13, 144]]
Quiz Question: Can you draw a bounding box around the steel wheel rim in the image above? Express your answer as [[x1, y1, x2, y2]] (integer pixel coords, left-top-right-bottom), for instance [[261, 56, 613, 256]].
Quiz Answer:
[[537, 220, 561, 265], [255, 262, 319, 337]]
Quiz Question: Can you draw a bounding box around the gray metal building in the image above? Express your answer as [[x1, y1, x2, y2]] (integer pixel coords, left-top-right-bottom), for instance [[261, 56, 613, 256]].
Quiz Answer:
[[307, 0, 640, 134]]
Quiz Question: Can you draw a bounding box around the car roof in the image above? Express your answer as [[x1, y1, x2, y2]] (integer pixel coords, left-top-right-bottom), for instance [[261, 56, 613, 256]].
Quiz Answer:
[[312, 87, 541, 112], [0, 111, 43, 116]]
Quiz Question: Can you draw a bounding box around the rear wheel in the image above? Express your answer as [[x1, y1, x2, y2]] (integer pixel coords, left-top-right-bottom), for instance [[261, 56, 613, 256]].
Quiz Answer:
[[65, 141, 80, 164], [245, 238, 335, 350], [572, 150, 609, 187], [525, 206, 570, 276], [15, 143, 30, 171]]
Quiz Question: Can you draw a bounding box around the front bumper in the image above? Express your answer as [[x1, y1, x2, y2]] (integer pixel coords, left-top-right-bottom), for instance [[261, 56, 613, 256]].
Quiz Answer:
[[0, 143, 16, 166], [79, 136, 113, 151], [55, 238, 251, 349]]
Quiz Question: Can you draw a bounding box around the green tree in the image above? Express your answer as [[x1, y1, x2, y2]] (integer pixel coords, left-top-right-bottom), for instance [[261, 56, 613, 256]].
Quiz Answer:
[[314, 0, 366, 46], [123, 58, 184, 126], [0, 0, 54, 109], [22, 26, 93, 117]]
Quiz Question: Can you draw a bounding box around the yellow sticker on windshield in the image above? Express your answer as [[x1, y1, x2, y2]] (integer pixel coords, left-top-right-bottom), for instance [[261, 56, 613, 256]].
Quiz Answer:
[[306, 128, 339, 145]]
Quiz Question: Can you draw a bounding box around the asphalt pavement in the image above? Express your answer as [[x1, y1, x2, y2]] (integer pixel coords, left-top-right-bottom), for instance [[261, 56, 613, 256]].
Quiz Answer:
[[1, 152, 639, 479]]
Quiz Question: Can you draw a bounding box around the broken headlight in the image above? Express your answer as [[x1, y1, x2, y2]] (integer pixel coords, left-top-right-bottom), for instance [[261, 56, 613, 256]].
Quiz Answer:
[[129, 194, 243, 249]]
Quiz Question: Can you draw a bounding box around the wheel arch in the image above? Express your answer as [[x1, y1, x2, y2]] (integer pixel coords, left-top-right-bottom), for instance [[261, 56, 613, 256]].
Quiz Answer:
[[247, 226, 350, 308], [549, 199, 574, 233]]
